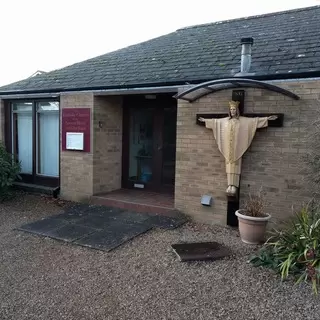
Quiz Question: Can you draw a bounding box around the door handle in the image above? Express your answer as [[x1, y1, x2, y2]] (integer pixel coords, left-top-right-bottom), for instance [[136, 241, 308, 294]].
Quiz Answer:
[[158, 145, 163, 151]]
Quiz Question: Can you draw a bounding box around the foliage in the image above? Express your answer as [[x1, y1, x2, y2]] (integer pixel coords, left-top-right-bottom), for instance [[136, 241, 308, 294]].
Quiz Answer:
[[242, 187, 267, 217], [249, 201, 320, 294], [0, 143, 21, 201]]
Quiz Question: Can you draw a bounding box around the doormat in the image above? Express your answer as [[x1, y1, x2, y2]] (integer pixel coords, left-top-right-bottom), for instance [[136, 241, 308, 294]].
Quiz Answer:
[[171, 241, 230, 262]]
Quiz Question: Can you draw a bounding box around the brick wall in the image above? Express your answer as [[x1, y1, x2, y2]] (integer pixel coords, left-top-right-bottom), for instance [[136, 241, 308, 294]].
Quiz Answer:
[[93, 96, 123, 194], [0, 99, 4, 142], [60, 93, 94, 201], [175, 79, 320, 225], [60, 93, 123, 201]]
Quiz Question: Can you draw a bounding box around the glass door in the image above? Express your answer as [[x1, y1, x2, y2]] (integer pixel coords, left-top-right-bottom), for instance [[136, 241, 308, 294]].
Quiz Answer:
[[123, 104, 177, 192], [128, 107, 154, 185]]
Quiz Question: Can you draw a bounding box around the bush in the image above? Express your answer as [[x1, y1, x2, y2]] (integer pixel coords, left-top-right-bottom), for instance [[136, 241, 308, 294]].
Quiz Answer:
[[0, 143, 21, 201], [249, 201, 320, 294]]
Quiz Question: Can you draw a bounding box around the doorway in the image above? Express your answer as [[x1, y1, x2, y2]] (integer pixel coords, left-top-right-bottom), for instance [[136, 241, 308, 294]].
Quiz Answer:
[[122, 95, 177, 193]]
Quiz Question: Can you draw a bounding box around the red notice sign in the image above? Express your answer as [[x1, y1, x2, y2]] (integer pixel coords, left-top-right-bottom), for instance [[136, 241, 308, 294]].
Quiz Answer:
[[62, 108, 91, 152]]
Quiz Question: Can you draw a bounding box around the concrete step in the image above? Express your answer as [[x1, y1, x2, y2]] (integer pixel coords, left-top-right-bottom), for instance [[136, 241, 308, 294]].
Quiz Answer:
[[91, 195, 177, 217], [13, 182, 60, 198]]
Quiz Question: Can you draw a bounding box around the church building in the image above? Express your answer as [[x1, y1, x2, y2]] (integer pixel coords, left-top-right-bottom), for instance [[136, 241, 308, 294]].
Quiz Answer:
[[0, 6, 319, 224]]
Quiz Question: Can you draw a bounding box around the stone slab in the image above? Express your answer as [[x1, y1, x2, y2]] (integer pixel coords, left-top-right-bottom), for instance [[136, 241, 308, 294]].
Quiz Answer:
[[16, 203, 187, 252], [171, 242, 231, 262], [17, 218, 66, 236], [75, 215, 118, 230], [44, 224, 98, 242], [148, 215, 186, 229], [74, 221, 152, 252], [116, 211, 151, 224]]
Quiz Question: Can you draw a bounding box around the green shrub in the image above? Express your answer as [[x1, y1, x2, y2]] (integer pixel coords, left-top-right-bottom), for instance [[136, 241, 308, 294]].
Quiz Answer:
[[249, 201, 320, 294], [0, 143, 21, 201]]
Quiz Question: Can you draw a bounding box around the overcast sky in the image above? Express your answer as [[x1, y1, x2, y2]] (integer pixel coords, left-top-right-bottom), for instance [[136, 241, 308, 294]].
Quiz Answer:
[[0, 0, 319, 86]]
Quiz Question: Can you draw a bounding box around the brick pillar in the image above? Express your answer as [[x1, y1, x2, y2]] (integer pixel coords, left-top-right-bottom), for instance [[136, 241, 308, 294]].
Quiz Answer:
[[60, 93, 94, 201], [93, 96, 123, 194]]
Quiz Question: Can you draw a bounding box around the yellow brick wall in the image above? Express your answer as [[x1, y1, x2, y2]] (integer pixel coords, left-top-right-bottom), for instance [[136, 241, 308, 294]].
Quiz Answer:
[[59, 93, 94, 201], [175, 79, 320, 225], [59, 94, 123, 201], [93, 96, 123, 194]]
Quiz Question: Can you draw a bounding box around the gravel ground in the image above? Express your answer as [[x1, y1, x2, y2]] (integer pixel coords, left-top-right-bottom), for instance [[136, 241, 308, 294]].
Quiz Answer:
[[1, 193, 320, 320]]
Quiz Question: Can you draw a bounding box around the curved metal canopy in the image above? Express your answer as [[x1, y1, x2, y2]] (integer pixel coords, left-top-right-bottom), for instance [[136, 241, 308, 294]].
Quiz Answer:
[[174, 78, 300, 102]]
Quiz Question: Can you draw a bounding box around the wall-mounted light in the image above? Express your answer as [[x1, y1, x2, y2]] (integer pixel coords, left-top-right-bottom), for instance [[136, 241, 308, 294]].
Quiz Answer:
[[201, 195, 213, 206]]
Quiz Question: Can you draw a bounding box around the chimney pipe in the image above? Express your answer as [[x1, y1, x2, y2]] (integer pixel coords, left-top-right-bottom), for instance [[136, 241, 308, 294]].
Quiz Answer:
[[240, 37, 254, 73]]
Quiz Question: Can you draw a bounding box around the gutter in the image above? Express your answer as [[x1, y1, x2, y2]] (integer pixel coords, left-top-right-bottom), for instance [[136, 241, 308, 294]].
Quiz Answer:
[[0, 82, 184, 99], [1, 70, 320, 99], [0, 85, 180, 99]]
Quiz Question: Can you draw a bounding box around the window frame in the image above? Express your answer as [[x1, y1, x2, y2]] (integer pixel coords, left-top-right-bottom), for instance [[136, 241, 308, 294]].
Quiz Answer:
[[5, 98, 60, 187], [36, 102, 60, 177]]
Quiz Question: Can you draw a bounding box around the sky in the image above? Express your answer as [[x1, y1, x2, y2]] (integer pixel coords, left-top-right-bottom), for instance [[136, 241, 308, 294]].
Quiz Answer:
[[0, 0, 319, 86]]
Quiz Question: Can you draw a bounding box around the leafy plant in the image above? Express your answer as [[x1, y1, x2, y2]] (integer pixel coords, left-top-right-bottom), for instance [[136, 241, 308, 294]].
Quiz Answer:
[[242, 187, 267, 217], [0, 142, 21, 201], [249, 201, 320, 294]]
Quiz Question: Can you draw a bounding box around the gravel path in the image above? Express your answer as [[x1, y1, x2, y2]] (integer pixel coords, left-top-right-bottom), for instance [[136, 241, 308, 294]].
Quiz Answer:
[[1, 193, 319, 320]]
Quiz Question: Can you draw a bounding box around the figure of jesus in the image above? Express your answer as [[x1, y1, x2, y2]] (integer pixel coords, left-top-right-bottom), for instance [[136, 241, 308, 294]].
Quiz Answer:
[[198, 100, 277, 196]]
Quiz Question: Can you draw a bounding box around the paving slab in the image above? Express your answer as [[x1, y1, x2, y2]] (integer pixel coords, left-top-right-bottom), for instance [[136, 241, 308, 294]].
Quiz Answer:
[[171, 241, 231, 262], [147, 215, 186, 229], [17, 217, 66, 236], [44, 224, 98, 242], [74, 221, 153, 251], [16, 203, 187, 251], [115, 211, 151, 224]]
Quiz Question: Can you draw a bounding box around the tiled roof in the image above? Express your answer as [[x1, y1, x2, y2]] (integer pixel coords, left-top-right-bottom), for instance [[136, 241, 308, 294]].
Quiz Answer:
[[1, 5, 320, 94]]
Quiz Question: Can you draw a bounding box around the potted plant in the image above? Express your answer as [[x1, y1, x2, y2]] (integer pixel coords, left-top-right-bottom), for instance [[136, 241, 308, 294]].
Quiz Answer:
[[235, 188, 271, 244]]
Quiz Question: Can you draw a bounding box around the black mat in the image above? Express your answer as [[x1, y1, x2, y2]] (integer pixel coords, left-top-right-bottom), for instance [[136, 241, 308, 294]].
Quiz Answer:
[[171, 242, 231, 262], [16, 204, 187, 252]]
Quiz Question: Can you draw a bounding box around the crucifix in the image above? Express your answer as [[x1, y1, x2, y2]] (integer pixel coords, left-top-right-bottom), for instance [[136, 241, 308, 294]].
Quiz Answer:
[[196, 90, 283, 227]]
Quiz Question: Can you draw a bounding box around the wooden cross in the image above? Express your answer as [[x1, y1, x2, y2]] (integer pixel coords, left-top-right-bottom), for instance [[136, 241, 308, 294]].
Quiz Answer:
[[196, 90, 284, 227]]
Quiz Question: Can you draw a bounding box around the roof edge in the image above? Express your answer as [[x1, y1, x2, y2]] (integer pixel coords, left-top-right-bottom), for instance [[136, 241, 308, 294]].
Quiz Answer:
[[1, 70, 320, 97]]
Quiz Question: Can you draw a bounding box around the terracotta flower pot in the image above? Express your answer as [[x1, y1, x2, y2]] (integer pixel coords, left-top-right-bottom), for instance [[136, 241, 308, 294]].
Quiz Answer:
[[235, 209, 271, 245]]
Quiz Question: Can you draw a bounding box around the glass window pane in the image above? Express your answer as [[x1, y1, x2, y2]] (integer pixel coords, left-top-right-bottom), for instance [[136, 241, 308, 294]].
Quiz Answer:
[[129, 108, 153, 182], [37, 112, 59, 177], [37, 102, 59, 112], [13, 102, 33, 113], [16, 113, 33, 174]]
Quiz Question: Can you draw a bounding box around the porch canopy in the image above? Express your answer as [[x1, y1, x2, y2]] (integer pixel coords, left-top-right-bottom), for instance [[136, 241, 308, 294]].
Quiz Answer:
[[174, 78, 300, 102]]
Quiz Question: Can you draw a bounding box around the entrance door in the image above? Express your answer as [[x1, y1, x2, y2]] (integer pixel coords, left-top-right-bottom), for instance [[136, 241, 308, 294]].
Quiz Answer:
[[122, 96, 177, 192]]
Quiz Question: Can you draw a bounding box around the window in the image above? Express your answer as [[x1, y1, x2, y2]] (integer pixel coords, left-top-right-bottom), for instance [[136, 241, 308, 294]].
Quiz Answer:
[[10, 100, 60, 186], [12, 103, 33, 174], [36, 102, 59, 177]]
